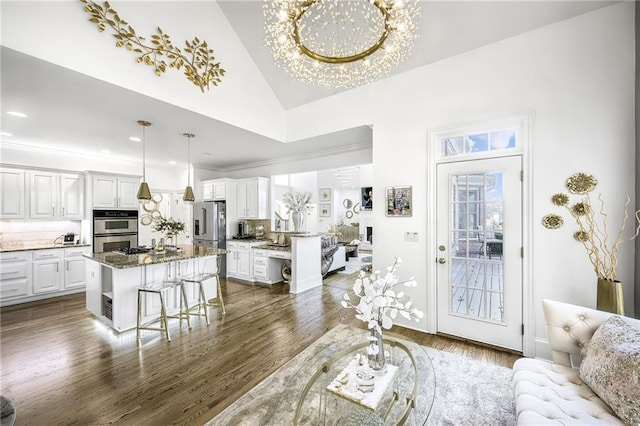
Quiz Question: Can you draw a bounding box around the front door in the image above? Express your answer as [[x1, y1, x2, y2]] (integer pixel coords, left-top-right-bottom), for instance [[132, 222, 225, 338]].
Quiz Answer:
[[436, 155, 523, 351]]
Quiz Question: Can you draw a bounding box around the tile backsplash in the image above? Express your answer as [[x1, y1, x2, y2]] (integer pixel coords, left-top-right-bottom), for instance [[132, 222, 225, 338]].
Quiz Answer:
[[0, 221, 82, 246]]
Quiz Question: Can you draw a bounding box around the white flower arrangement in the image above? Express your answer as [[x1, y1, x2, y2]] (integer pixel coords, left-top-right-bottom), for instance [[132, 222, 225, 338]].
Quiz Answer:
[[282, 191, 313, 213], [341, 257, 424, 355]]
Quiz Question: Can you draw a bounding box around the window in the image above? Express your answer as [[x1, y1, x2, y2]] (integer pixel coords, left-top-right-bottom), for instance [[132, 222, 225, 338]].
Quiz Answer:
[[442, 129, 516, 157]]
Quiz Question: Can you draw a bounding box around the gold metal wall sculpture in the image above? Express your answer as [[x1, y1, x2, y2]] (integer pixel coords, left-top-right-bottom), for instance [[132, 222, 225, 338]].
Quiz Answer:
[[80, 0, 225, 92]]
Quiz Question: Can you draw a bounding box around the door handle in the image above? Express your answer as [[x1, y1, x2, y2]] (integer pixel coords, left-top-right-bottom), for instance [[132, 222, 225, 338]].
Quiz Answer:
[[437, 257, 446, 264]]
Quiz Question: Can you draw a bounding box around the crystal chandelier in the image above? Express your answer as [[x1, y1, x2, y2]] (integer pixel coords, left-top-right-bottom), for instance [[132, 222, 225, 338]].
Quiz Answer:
[[264, 0, 420, 88]]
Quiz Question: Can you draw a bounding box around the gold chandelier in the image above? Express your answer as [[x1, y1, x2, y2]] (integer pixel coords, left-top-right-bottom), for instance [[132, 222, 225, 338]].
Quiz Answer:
[[264, 0, 420, 88]]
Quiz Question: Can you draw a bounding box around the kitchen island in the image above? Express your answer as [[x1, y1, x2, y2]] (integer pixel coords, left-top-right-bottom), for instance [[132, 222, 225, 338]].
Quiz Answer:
[[84, 245, 226, 332]]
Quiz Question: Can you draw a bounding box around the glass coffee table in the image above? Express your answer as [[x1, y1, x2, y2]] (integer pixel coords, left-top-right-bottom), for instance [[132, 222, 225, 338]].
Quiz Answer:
[[282, 332, 435, 425]]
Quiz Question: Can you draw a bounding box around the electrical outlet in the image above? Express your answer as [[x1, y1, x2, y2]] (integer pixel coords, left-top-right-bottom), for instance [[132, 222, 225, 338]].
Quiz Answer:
[[404, 232, 419, 242]]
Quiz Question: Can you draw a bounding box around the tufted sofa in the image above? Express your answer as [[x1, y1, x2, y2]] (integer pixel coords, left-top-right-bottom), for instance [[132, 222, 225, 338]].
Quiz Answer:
[[512, 299, 640, 424]]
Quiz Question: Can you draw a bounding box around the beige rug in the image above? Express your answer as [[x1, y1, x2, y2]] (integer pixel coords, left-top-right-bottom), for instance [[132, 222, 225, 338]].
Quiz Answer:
[[207, 325, 515, 425]]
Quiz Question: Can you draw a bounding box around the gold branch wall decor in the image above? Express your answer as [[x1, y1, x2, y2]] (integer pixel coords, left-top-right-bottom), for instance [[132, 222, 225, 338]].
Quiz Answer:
[[80, 0, 225, 92]]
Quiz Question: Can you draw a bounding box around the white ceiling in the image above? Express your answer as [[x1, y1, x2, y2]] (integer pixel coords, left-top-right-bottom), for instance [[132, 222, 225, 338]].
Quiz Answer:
[[0, 1, 617, 171]]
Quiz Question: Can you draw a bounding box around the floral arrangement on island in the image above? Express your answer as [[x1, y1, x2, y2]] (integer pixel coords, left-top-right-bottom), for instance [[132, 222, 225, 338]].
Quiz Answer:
[[341, 257, 423, 365], [543, 172, 640, 281], [152, 216, 186, 240]]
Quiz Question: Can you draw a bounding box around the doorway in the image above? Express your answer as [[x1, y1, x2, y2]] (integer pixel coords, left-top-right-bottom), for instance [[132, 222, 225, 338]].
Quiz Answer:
[[436, 155, 523, 351]]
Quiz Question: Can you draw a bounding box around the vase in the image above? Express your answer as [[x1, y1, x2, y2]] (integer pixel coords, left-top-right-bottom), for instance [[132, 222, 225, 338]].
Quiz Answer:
[[596, 278, 624, 315], [291, 211, 304, 232], [367, 328, 387, 374]]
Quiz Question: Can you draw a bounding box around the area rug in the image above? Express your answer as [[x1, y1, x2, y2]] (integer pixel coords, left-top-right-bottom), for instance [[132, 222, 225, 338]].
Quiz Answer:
[[338, 254, 372, 275], [206, 325, 515, 425]]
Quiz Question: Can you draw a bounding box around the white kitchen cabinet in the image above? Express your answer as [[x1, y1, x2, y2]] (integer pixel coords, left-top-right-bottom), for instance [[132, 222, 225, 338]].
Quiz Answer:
[[252, 248, 286, 285], [32, 249, 63, 294], [0, 168, 25, 219], [64, 246, 90, 289], [30, 171, 58, 219], [30, 172, 85, 220], [60, 173, 85, 219], [203, 179, 231, 201], [237, 177, 269, 219], [92, 174, 139, 209], [0, 252, 31, 300], [85, 257, 101, 316], [227, 240, 259, 281]]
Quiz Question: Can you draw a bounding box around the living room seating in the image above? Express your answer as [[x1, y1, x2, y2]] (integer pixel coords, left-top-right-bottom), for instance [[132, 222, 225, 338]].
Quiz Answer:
[[512, 299, 640, 425]]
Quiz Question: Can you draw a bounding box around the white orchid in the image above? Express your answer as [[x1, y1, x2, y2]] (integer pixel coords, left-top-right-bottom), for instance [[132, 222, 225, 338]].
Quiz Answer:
[[341, 257, 424, 345], [282, 191, 313, 213]]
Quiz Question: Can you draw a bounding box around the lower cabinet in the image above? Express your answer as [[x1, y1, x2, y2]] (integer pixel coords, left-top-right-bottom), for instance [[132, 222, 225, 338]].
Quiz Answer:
[[0, 246, 91, 307], [253, 249, 288, 284], [0, 252, 31, 300], [226, 241, 259, 281]]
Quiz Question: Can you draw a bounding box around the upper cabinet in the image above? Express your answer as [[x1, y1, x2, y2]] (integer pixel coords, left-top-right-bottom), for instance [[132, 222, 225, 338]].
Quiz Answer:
[[30, 172, 85, 220], [91, 174, 139, 209], [0, 168, 25, 219], [203, 179, 230, 201], [237, 177, 269, 219]]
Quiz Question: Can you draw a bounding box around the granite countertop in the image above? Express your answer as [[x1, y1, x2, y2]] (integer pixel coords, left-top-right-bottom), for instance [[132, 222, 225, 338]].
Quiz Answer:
[[253, 244, 291, 252], [0, 242, 91, 253], [84, 245, 227, 269]]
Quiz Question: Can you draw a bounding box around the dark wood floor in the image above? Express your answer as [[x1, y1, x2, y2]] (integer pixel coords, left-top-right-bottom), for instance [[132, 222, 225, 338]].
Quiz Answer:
[[0, 271, 520, 425]]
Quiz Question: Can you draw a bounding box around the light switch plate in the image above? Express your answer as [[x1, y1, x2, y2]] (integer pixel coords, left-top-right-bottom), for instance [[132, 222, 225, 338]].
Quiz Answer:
[[404, 232, 419, 242]]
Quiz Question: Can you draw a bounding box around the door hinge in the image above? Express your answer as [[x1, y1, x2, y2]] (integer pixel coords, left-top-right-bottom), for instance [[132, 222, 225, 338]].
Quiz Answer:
[[521, 247, 524, 258], [521, 324, 525, 335], [520, 170, 524, 182]]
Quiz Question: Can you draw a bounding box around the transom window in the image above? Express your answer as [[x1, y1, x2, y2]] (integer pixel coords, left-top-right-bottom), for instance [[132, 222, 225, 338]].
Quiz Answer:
[[441, 128, 516, 158]]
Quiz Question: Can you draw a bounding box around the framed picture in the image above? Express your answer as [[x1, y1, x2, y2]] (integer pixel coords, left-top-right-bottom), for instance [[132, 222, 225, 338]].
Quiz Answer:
[[361, 186, 373, 210], [319, 203, 332, 217], [386, 186, 412, 216], [319, 188, 332, 202]]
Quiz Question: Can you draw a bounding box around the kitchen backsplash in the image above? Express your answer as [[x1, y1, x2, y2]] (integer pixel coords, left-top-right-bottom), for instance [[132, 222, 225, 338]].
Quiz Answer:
[[0, 221, 82, 247]]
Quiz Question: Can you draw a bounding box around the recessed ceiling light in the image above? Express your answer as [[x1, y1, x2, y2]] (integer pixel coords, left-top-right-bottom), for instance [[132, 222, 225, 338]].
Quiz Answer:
[[129, 136, 141, 142], [100, 149, 111, 154], [168, 161, 176, 165], [6, 111, 27, 118], [0, 131, 13, 137]]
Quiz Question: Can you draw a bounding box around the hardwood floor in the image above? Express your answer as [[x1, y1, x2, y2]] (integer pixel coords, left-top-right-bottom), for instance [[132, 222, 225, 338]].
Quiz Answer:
[[0, 271, 521, 425]]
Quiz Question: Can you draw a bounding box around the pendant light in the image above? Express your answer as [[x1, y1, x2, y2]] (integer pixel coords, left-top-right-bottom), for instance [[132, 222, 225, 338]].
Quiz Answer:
[[136, 120, 152, 202], [182, 133, 195, 204]]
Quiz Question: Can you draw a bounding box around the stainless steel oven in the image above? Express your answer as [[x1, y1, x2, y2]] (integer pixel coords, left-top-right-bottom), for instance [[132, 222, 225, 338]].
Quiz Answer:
[[93, 210, 138, 253]]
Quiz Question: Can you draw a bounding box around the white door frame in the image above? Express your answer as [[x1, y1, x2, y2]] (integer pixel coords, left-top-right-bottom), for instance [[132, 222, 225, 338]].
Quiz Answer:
[[426, 113, 535, 356]]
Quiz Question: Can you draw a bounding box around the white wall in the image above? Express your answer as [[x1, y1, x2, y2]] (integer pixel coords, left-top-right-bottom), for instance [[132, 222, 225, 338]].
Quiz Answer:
[[282, 3, 636, 356]]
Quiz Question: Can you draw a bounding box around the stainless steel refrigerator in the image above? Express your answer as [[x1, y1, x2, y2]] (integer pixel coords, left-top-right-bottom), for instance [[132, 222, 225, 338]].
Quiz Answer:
[[193, 201, 226, 277]]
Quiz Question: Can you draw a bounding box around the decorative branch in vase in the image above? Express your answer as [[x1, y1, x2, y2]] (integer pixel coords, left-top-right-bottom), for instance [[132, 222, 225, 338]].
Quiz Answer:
[[341, 257, 423, 373], [543, 172, 640, 314], [282, 192, 313, 232]]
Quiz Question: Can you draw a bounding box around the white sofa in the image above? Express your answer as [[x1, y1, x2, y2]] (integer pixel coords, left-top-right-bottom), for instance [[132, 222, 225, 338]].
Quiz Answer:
[[512, 299, 640, 425]]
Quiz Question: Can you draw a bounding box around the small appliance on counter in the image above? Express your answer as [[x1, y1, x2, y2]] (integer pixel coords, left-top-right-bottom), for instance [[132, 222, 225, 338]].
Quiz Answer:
[[238, 221, 249, 238], [63, 233, 76, 245]]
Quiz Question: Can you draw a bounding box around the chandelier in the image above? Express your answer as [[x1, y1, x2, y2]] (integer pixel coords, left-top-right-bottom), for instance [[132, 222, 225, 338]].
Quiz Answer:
[[264, 0, 420, 88]]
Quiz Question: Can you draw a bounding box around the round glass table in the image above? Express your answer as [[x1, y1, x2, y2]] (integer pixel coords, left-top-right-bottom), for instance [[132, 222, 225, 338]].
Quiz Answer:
[[282, 332, 435, 425]]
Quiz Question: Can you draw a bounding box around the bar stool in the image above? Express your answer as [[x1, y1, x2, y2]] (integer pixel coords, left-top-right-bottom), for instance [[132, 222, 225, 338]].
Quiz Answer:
[[136, 275, 191, 342], [181, 255, 226, 325]]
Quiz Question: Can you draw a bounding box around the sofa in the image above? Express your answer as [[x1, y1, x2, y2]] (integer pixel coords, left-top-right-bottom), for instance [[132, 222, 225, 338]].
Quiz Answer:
[[512, 299, 640, 425]]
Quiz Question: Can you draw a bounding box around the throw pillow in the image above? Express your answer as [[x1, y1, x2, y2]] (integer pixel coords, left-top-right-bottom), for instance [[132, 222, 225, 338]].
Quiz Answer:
[[579, 316, 640, 425]]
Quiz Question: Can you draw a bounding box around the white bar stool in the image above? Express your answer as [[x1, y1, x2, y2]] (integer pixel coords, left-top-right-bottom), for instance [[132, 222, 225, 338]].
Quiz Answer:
[[181, 255, 226, 325]]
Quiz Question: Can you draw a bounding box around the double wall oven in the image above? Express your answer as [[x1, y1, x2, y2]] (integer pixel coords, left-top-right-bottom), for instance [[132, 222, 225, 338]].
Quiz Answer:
[[93, 210, 138, 253]]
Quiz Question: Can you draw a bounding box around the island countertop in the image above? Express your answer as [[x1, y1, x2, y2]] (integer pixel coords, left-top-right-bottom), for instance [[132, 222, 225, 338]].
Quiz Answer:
[[1, 242, 91, 253], [84, 245, 227, 269]]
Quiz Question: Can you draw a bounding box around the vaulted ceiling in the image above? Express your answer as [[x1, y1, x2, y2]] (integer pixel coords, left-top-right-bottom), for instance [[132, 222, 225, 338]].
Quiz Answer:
[[0, 1, 617, 171]]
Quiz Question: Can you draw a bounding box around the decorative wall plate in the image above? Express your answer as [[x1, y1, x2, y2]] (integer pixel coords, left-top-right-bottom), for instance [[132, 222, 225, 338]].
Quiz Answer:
[[140, 214, 153, 226], [346, 210, 354, 219], [353, 203, 361, 213], [143, 200, 157, 212], [542, 214, 563, 229], [150, 210, 162, 220], [566, 172, 597, 194], [343, 199, 353, 209], [152, 193, 163, 202]]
